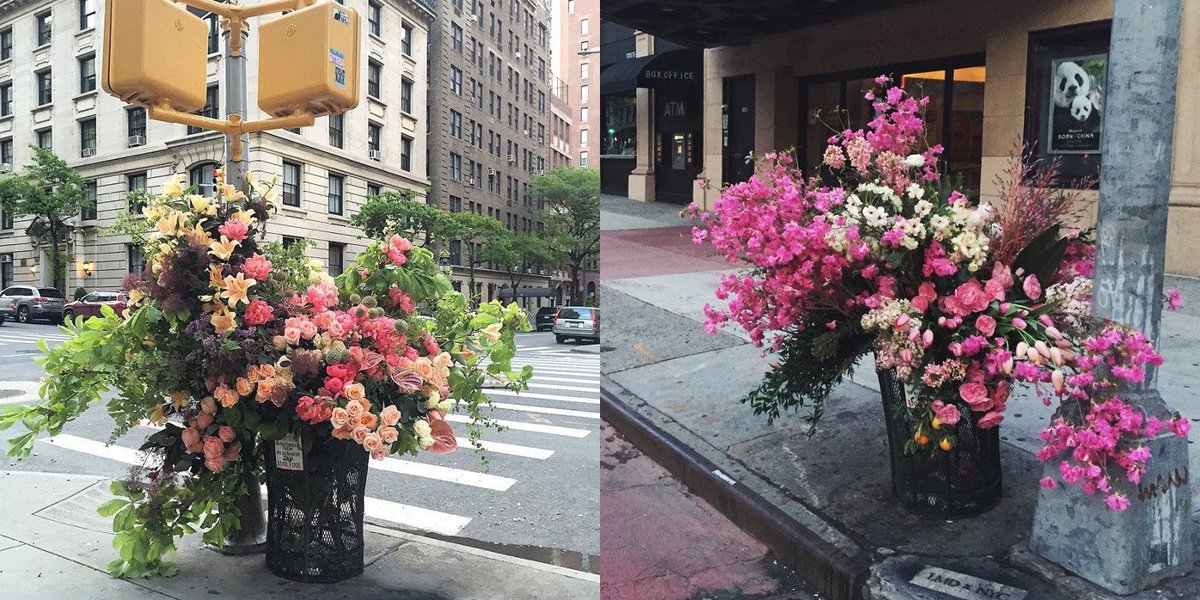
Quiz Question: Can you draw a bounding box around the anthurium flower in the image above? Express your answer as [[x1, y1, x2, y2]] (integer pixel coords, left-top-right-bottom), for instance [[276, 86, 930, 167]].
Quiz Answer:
[[221, 273, 257, 308], [209, 235, 239, 261]]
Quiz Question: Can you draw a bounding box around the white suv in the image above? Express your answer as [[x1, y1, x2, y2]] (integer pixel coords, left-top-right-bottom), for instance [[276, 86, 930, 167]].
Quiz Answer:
[[552, 307, 599, 344]]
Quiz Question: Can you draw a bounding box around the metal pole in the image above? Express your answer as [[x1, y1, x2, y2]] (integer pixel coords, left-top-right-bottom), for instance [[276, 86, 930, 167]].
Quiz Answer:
[[209, 16, 267, 555], [1030, 0, 1191, 592]]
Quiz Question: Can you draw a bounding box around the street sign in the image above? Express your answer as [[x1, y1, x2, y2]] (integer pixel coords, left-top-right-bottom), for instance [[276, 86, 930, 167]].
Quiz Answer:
[[258, 2, 361, 117], [101, 0, 208, 112]]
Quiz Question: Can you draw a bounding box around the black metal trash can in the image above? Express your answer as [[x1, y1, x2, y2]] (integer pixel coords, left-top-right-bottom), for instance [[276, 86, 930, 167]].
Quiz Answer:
[[878, 369, 1002, 516], [264, 437, 369, 582]]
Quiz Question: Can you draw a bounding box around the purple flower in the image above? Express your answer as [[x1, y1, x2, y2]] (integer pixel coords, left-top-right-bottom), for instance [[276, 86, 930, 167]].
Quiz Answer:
[[1104, 494, 1131, 512]]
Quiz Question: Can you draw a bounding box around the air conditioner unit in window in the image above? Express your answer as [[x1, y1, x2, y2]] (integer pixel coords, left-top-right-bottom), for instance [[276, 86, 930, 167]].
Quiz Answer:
[[369, 149, 382, 161], [128, 135, 146, 147], [538, 269, 545, 275], [468, 177, 477, 185], [81, 147, 96, 157], [507, 154, 516, 163], [525, 267, 533, 274], [0, 163, 11, 173]]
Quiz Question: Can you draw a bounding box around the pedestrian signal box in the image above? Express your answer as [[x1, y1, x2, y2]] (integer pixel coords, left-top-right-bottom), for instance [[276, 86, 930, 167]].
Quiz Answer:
[[101, 0, 208, 112], [258, 2, 360, 117]]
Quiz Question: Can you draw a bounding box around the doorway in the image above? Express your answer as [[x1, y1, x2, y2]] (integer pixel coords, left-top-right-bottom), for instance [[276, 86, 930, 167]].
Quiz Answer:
[[723, 75, 755, 186]]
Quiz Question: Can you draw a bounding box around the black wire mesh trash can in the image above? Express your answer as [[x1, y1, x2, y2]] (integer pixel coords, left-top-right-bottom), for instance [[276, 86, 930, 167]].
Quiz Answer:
[[264, 437, 369, 582], [878, 369, 1002, 516]]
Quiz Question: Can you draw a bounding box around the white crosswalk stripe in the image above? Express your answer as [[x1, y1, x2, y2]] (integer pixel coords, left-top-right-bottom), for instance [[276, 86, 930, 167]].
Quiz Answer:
[[485, 388, 599, 405], [444, 414, 591, 437]]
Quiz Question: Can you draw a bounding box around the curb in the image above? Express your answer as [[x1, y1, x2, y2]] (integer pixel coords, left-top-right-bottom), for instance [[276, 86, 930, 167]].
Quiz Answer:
[[600, 386, 871, 600]]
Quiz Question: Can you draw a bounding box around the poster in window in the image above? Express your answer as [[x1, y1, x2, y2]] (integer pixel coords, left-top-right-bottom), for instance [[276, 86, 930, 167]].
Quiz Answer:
[[1047, 54, 1105, 154]]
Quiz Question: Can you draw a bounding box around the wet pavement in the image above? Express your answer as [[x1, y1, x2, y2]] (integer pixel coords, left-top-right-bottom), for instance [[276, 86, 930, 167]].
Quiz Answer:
[[600, 421, 813, 600]]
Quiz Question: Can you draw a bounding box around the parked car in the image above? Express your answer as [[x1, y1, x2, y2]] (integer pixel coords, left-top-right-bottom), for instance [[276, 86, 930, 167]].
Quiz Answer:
[[64, 291, 129, 321], [0, 286, 67, 323], [535, 306, 558, 331], [553, 306, 599, 344]]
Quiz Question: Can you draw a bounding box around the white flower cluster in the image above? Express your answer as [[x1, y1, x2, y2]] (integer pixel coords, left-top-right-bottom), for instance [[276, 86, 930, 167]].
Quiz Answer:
[[857, 182, 902, 211], [926, 201, 993, 272], [1046, 277, 1094, 338]]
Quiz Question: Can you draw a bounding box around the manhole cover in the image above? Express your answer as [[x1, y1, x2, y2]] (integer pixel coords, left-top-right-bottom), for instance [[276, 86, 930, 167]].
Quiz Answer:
[[35, 480, 117, 534], [0, 390, 19, 399]]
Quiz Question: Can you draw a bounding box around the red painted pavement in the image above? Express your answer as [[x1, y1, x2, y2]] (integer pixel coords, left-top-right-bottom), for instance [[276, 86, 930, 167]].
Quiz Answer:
[[601, 226, 732, 281], [601, 422, 806, 600]]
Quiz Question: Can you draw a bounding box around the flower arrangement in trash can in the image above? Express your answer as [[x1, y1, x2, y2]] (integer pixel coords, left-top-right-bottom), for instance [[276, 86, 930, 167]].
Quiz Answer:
[[0, 168, 531, 577], [689, 76, 1188, 512]]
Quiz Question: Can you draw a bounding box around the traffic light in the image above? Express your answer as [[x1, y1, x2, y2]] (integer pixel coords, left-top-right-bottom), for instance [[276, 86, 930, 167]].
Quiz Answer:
[[101, 0, 208, 112], [258, 1, 360, 118]]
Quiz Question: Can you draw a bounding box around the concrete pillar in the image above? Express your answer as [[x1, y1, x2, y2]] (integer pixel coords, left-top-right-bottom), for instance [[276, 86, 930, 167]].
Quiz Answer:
[[1030, 0, 1193, 593], [627, 86, 656, 202]]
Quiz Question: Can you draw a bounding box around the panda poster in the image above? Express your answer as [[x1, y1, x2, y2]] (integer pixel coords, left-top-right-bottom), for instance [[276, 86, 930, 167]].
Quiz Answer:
[[1048, 54, 1105, 154]]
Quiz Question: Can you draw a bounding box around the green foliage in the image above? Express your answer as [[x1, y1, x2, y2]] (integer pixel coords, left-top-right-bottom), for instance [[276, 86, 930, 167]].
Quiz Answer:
[[480, 232, 555, 287], [260, 239, 314, 298], [0, 146, 93, 288], [74, 286, 88, 301], [531, 167, 599, 304], [1014, 224, 1068, 287]]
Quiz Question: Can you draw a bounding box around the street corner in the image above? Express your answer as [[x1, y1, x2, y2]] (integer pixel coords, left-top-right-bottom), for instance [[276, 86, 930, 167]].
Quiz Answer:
[[600, 422, 812, 600]]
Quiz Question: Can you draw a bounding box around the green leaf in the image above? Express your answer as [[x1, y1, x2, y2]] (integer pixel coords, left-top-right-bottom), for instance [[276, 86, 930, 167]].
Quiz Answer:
[[96, 499, 126, 517]]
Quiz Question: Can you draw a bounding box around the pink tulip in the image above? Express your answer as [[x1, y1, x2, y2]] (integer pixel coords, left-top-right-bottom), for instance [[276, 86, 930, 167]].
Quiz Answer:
[[1051, 369, 1065, 393], [922, 329, 934, 348], [895, 314, 909, 329], [1012, 318, 1027, 330]]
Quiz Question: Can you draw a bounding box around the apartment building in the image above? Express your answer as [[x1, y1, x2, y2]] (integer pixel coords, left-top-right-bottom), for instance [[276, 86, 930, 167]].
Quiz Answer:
[[548, 76, 572, 169], [557, 0, 594, 167], [427, 0, 565, 306], [0, 0, 434, 293]]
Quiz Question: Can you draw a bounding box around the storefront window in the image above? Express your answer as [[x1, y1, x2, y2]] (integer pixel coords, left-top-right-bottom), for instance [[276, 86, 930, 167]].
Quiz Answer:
[[601, 95, 637, 157]]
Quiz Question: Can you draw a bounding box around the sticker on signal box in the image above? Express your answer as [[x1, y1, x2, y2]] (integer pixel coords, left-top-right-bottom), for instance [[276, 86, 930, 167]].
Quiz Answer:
[[275, 434, 304, 471]]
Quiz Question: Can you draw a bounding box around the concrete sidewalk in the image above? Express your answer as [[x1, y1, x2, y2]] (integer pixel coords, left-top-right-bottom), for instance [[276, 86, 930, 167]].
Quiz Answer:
[[599, 194, 1200, 600], [0, 470, 599, 599]]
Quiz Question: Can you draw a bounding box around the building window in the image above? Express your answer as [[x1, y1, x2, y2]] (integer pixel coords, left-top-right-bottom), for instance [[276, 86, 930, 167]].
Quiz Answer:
[[400, 77, 413, 113], [36, 129, 52, 149], [0, 139, 11, 168], [367, 121, 381, 156], [367, 182, 381, 198], [78, 0, 96, 30], [400, 135, 412, 171], [579, 151, 588, 167], [452, 23, 463, 53], [449, 195, 462, 212], [581, 106, 588, 123], [580, 18, 588, 35], [127, 171, 147, 210], [282, 161, 301, 207], [189, 85, 218, 134], [450, 66, 463, 95], [281, 236, 299, 249], [327, 173, 344, 214], [127, 244, 145, 275], [328, 114, 344, 148], [0, 208, 10, 230], [580, 129, 588, 146], [580, 61, 589, 79], [580, 84, 588, 104], [36, 70, 52, 105], [80, 181, 97, 220], [368, 1, 382, 37], [367, 59, 381, 98], [0, 83, 10, 117], [580, 40, 588, 52], [127, 107, 146, 143], [449, 152, 462, 181], [450, 110, 462, 139], [567, 0, 575, 12], [36, 11, 52, 47], [0, 28, 11, 61], [79, 118, 96, 156], [79, 55, 96, 93], [401, 22, 413, 56], [188, 163, 217, 196], [0, 254, 11, 288], [328, 243, 345, 276]]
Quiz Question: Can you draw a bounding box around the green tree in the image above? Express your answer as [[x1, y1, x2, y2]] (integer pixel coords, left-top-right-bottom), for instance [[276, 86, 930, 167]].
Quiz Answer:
[[448, 211, 504, 307], [531, 167, 599, 305], [0, 147, 93, 289], [481, 231, 556, 292]]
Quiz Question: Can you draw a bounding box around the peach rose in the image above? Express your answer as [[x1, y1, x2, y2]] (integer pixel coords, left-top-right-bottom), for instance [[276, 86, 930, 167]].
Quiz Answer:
[[196, 412, 214, 429], [203, 436, 224, 461], [215, 385, 239, 408], [246, 365, 261, 382], [380, 405, 401, 427], [201, 395, 218, 415], [343, 382, 366, 403], [255, 378, 276, 403], [331, 426, 353, 440], [205, 456, 227, 472], [362, 433, 385, 455], [217, 425, 236, 443], [235, 377, 254, 397], [330, 407, 351, 429], [346, 400, 364, 418], [181, 427, 202, 452], [351, 426, 370, 443], [378, 426, 399, 444], [359, 412, 378, 430], [414, 359, 435, 380], [272, 335, 288, 350], [370, 447, 387, 461], [222, 441, 241, 461], [259, 364, 276, 379]]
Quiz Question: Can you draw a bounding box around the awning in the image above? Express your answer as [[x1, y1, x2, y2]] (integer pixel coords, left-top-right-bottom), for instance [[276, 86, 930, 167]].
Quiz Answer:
[[600, 49, 702, 95]]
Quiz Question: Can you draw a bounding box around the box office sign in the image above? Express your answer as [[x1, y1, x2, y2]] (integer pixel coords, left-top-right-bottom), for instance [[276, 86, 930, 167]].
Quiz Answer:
[[1047, 53, 1105, 154]]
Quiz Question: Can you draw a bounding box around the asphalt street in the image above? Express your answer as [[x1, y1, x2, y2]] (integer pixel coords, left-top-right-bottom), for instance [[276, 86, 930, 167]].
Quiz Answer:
[[0, 321, 600, 570]]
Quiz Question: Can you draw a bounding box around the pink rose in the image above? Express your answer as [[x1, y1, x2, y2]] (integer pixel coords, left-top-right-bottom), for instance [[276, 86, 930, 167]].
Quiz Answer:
[[218, 219, 249, 242], [932, 401, 961, 426], [958, 382, 993, 411], [1022, 275, 1042, 301], [379, 426, 399, 444], [284, 327, 302, 346], [196, 412, 214, 430], [975, 315, 996, 337], [202, 436, 224, 461], [244, 299, 274, 326], [362, 433, 385, 455], [983, 278, 1006, 302], [201, 396, 218, 415], [990, 263, 1014, 289], [222, 441, 241, 461], [242, 254, 272, 281], [991, 381, 1011, 412], [204, 456, 227, 472], [370, 447, 388, 461], [950, 279, 990, 316], [182, 427, 202, 452], [351, 426, 370, 443], [976, 411, 1004, 429], [387, 247, 407, 266], [217, 425, 236, 443], [380, 405, 402, 427]]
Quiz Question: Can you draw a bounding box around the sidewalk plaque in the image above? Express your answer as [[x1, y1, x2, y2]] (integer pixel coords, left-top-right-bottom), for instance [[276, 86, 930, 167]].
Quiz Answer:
[[910, 566, 1027, 600], [275, 434, 304, 471]]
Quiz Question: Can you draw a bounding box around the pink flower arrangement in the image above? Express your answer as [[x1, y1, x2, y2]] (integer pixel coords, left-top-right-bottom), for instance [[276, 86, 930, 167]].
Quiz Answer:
[[690, 77, 1187, 511]]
